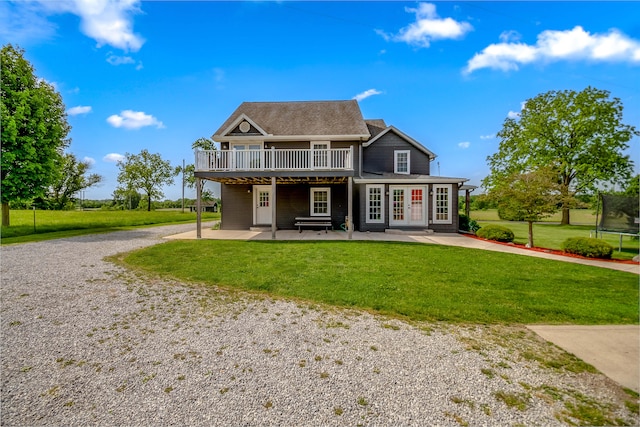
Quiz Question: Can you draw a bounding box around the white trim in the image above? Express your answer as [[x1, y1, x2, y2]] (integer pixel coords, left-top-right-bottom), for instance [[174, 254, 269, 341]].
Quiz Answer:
[[354, 177, 468, 185], [388, 185, 427, 226], [363, 126, 437, 160], [312, 141, 330, 169], [365, 184, 384, 224], [217, 113, 270, 138], [394, 150, 410, 175], [253, 185, 272, 225], [310, 187, 331, 216], [214, 134, 369, 143], [432, 184, 452, 224]]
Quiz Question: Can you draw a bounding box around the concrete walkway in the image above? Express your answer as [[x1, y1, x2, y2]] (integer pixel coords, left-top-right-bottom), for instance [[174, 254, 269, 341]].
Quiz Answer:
[[166, 228, 640, 274], [527, 325, 639, 392]]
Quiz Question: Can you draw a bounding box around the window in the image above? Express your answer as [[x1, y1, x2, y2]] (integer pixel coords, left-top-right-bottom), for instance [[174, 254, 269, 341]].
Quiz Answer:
[[310, 187, 330, 216], [433, 184, 451, 223], [366, 185, 384, 223], [312, 142, 330, 169], [394, 150, 410, 174]]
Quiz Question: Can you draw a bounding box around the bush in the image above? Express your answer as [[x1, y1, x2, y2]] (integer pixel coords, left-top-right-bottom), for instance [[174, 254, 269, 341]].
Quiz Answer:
[[476, 225, 514, 242], [459, 214, 480, 233], [561, 237, 613, 259]]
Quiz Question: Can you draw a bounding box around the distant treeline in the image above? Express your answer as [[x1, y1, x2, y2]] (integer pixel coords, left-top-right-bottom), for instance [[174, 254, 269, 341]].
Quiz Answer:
[[10, 197, 220, 211]]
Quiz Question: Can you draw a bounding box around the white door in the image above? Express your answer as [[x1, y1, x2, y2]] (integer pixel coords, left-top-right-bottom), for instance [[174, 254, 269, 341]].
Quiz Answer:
[[389, 186, 426, 226], [254, 185, 272, 225]]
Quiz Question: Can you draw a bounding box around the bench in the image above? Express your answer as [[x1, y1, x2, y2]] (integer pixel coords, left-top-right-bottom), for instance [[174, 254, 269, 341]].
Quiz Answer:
[[294, 216, 332, 233]]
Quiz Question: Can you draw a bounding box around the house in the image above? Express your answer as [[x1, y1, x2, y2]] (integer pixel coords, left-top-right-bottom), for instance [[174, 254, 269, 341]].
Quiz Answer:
[[194, 100, 470, 238]]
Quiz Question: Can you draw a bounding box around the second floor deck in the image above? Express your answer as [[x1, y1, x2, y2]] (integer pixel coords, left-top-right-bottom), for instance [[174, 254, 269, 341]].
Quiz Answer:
[[195, 147, 354, 173]]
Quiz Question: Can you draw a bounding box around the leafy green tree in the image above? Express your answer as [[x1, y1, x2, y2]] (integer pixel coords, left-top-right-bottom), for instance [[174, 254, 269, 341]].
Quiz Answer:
[[488, 167, 561, 248], [112, 188, 141, 210], [484, 87, 638, 225], [116, 149, 178, 211], [179, 137, 217, 200], [48, 153, 102, 209], [622, 174, 639, 197], [1, 44, 70, 225]]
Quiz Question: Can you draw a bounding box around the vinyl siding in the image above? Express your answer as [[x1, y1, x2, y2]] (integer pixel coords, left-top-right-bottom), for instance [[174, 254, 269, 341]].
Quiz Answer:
[[363, 132, 430, 175]]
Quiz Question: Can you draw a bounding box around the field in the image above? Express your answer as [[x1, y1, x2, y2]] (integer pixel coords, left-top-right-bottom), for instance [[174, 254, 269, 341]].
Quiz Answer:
[[0, 209, 220, 244], [120, 240, 639, 325], [469, 209, 639, 261]]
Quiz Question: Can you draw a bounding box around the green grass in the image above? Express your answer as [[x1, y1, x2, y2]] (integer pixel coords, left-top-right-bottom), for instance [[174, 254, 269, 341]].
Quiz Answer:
[[469, 208, 598, 224], [120, 240, 639, 325], [469, 209, 639, 261], [1, 210, 220, 244]]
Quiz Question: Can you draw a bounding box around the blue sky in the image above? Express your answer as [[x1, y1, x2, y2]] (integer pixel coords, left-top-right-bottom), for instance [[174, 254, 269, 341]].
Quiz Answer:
[[2, 1, 639, 200]]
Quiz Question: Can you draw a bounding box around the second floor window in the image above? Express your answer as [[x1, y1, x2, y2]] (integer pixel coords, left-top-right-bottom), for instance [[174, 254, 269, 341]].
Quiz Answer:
[[394, 150, 410, 174]]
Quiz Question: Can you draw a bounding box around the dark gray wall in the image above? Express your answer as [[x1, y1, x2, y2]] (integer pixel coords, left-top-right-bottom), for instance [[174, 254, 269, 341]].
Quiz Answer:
[[220, 183, 350, 230], [220, 184, 253, 230], [363, 132, 431, 175]]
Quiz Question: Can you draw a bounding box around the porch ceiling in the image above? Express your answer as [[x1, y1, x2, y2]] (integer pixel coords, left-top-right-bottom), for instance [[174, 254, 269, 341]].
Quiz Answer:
[[201, 176, 349, 185]]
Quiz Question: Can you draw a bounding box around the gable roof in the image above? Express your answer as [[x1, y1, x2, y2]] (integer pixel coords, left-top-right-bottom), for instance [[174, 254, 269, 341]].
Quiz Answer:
[[362, 125, 437, 160], [365, 119, 387, 139], [213, 100, 371, 141]]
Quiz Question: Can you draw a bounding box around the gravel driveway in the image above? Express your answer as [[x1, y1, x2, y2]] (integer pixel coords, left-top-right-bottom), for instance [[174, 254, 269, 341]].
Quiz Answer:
[[1, 224, 637, 426]]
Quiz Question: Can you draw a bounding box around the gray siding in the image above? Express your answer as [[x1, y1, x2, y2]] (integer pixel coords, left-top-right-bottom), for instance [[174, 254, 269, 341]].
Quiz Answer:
[[220, 184, 253, 230], [220, 183, 350, 230], [363, 132, 430, 175]]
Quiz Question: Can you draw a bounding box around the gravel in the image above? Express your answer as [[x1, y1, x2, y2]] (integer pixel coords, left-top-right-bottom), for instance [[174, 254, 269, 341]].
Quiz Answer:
[[1, 223, 637, 426]]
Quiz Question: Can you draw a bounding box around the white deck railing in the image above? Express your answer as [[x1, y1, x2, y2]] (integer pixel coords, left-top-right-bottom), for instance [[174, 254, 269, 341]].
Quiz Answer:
[[196, 147, 353, 172]]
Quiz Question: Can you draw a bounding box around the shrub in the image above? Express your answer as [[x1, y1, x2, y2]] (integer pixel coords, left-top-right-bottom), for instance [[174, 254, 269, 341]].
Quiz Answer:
[[459, 214, 480, 233], [476, 225, 514, 242], [561, 237, 613, 259]]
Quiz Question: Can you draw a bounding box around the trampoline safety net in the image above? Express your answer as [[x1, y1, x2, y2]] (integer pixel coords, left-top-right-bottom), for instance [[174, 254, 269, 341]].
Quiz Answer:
[[599, 194, 640, 234]]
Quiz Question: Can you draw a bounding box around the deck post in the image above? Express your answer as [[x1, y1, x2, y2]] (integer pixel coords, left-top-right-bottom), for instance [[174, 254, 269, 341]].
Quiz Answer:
[[347, 176, 353, 240], [196, 177, 202, 239], [271, 177, 277, 240]]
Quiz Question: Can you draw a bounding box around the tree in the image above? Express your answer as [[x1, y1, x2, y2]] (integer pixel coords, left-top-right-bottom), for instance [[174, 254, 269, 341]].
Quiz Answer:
[[116, 149, 178, 211], [1, 44, 71, 226], [180, 137, 217, 201], [48, 153, 102, 209], [488, 167, 561, 248], [484, 87, 638, 225], [622, 174, 639, 197]]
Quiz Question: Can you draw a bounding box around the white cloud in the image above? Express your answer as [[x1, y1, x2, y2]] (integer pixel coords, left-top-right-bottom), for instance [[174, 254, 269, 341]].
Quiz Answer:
[[28, 0, 144, 52], [458, 141, 470, 149], [106, 54, 135, 65], [380, 2, 472, 48], [353, 89, 383, 101], [83, 156, 96, 166], [465, 26, 640, 74], [480, 134, 494, 140], [507, 110, 520, 119], [103, 153, 125, 163], [67, 105, 92, 116], [107, 110, 165, 130]]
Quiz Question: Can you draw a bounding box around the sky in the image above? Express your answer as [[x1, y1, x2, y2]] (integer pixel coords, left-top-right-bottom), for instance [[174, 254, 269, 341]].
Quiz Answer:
[[2, 0, 639, 201]]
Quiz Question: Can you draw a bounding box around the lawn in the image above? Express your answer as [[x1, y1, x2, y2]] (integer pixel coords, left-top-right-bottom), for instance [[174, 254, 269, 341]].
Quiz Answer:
[[120, 240, 639, 325], [469, 209, 639, 261], [1, 209, 220, 244]]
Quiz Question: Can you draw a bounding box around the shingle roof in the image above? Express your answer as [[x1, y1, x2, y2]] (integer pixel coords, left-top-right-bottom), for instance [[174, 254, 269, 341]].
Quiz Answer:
[[214, 100, 371, 139], [365, 119, 387, 138]]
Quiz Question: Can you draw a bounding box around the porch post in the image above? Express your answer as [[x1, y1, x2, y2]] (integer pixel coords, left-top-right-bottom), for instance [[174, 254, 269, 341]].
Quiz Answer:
[[271, 177, 277, 240], [196, 177, 202, 239], [465, 188, 471, 218], [347, 176, 353, 240]]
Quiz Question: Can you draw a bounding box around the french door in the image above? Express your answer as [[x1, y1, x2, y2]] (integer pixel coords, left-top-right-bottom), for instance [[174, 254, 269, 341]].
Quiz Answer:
[[389, 186, 426, 226]]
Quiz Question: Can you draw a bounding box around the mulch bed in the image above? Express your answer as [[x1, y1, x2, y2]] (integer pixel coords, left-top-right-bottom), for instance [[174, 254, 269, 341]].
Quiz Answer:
[[463, 233, 639, 265]]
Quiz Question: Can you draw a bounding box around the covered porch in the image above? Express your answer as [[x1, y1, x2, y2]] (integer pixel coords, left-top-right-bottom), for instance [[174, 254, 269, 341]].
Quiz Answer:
[[194, 175, 354, 240]]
